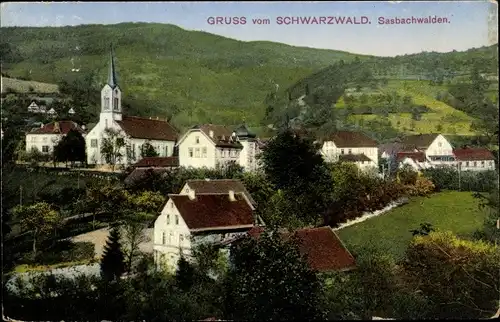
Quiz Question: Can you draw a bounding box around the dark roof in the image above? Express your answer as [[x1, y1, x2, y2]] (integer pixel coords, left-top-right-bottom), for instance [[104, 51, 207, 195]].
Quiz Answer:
[[134, 157, 179, 168], [234, 124, 256, 139], [339, 154, 372, 162], [29, 120, 85, 135], [246, 226, 356, 273], [169, 193, 254, 231], [123, 168, 169, 186], [196, 124, 243, 149], [379, 142, 404, 156], [396, 151, 426, 162], [453, 148, 495, 161], [325, 131, 378, 148], [185, 179, 256, 206], [400, 134, 439, 150], [117, 116, 178, 141], [108, 45, 118, 89]]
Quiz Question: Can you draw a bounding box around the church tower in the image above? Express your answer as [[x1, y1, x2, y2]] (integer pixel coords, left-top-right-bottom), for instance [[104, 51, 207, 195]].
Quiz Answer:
[[100, 45, 122, 126]]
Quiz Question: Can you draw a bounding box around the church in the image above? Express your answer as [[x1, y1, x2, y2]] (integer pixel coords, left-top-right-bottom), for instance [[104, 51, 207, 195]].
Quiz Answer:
[[85, 47, 178, 167]]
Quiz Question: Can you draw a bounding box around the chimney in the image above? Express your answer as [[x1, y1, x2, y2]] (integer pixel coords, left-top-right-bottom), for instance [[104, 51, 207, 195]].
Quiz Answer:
[[209, 130, 214, 138], [229, 190, 235, 201], [53, 121, 60, 133], [188, 189, 196, 200]]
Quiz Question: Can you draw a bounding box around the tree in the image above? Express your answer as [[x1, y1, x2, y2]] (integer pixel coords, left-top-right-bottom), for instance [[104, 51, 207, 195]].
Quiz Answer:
[[402, 231, 500, 319], [175, 254, 196, 290], [140, 141, 158, 158], [100, 128, 126, 170], [53, 129, 86, 166], [224, 229, 325, 320], [12, 202, 62, 257], [100, 226, 126, 282], [121, 212, 149, 273]]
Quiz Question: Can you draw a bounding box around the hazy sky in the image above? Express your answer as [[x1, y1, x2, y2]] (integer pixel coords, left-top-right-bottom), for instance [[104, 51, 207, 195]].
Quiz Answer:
[[1, 1, 498, 56]]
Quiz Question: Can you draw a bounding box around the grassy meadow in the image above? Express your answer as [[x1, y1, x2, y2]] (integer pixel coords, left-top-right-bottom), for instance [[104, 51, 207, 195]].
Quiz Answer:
[[337, 191, 489, 259]]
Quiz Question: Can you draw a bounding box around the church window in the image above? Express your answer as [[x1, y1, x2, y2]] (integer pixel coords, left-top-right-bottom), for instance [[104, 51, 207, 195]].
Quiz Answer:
[[113, 97, 119, 111], [104, 97, 110, 110], [195, 148, 200, 158], [188, 148, 193, 157], [91, 139, 98, 148]]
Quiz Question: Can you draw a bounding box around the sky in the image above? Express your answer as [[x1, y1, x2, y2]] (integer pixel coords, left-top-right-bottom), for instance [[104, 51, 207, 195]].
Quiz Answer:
[[1, 1, 498, 57]]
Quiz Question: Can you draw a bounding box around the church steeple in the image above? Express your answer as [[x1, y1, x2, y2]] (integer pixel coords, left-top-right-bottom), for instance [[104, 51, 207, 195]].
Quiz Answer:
[[107, 45, 117, 89]]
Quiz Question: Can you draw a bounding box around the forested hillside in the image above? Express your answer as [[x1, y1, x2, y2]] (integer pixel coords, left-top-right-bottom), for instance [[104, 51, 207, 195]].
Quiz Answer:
[[1, 23, 498, 139]]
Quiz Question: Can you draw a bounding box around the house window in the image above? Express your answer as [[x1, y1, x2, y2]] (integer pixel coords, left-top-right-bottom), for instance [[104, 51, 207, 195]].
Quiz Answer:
[[105, 119, 108, 129], [42, 145, 49, 153], [175, 215, 179, 225], [438, 142, 442, 147], [169, 233, 173, 244], [104, 97, 110, 110], [466, 161, 469, 167], [481, 161, 485, 167], [202, 147, 207, 158], [91, 139, 98, 148], [179, 234, 184, 244], [164, 146, 168, 156], [162, 232, 166, 244], [166, 214, 170, 225], [189, 148, 193, 157], [490, 161, 494, 166], [348, 149, 352, 154], [195, 148, 200, 158], [195, 136, 200, 144], [473, 161, 477, 167], [113, 97, 119, 111], [341, 149, 345, 154]]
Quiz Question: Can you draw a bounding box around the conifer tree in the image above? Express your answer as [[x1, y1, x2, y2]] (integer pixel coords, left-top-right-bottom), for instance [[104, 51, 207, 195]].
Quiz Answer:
[[100, 226, 126, 282], [175, 253, 195, 290]]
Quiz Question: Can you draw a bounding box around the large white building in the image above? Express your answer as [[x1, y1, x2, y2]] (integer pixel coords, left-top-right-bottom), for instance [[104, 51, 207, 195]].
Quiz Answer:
[[320, 131, 379, 170], [85, 47, 178, 167], [399, 134, 455, 167], [25, 121, 85, 155]]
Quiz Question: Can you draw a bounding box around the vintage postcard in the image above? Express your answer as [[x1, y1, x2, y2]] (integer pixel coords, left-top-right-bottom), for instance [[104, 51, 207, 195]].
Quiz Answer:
[[2, 1, 499, 321]]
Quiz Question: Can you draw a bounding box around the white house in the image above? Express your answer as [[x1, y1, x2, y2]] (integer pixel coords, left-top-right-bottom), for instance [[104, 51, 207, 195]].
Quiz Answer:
[[153, 190, 258, 271], [84, 47, 178, 167], [180, 179, 258, 210], [400, 134, 455, 167], [176, 124, 243, 169], [453, 147, 496, 171], [320, 131, 379, 170], [233, 124, 261, 172], [396, 151, 433, 171], [27, 101, 47, 114], [25, 120, 85, 155]]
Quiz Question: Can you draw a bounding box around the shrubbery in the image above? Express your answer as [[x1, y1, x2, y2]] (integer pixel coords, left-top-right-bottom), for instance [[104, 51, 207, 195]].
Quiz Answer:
[[423, 167, 497, 192]]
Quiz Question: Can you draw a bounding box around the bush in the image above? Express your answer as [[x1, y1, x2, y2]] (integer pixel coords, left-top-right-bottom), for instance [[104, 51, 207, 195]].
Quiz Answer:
[[31, 241, 95, 265], [404, 176, 435, 196], [423, 167, 496, 192]]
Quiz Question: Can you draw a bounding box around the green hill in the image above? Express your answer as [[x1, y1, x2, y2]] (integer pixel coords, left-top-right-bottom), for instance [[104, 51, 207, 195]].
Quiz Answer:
[[1, 77, 59, 94], [1, 22, 367, 130], [2, 23, 497, 138]]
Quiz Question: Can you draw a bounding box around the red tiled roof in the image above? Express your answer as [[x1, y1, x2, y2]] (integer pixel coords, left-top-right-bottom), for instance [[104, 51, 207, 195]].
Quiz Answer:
[[116, 116, 178, 141], [134, 157, 179, 168], [29, 120, 84, 135], [453, 148, 495, 161], [196, 124, 243, 149], [185, 179, 256, 206], [325, 131, 378, 148], [169, 193, 254, 231], [245, 226, 356, 273], [396, 151, 426, 162]]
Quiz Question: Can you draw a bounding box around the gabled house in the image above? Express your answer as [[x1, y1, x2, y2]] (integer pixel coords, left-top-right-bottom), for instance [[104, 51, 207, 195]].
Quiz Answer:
[[123, 156, 179, 186], [176, 124, 243, 169], [25, 120, 85, 155], [180, 179, 258, 210], [320, 131, 379, 170], [235, 226, 357, 273], [27, 101, 47, 114], [453, 147, 496, 171], [396, 151, 433, 171], [399, 134, 455, 166], [153, 191, 260, 271], [233, 124, 261, 172], [84, 46, 178, 167]]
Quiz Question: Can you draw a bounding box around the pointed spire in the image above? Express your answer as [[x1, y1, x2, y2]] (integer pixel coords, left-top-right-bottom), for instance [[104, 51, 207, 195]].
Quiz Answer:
[[108, 44, 117, 88]]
